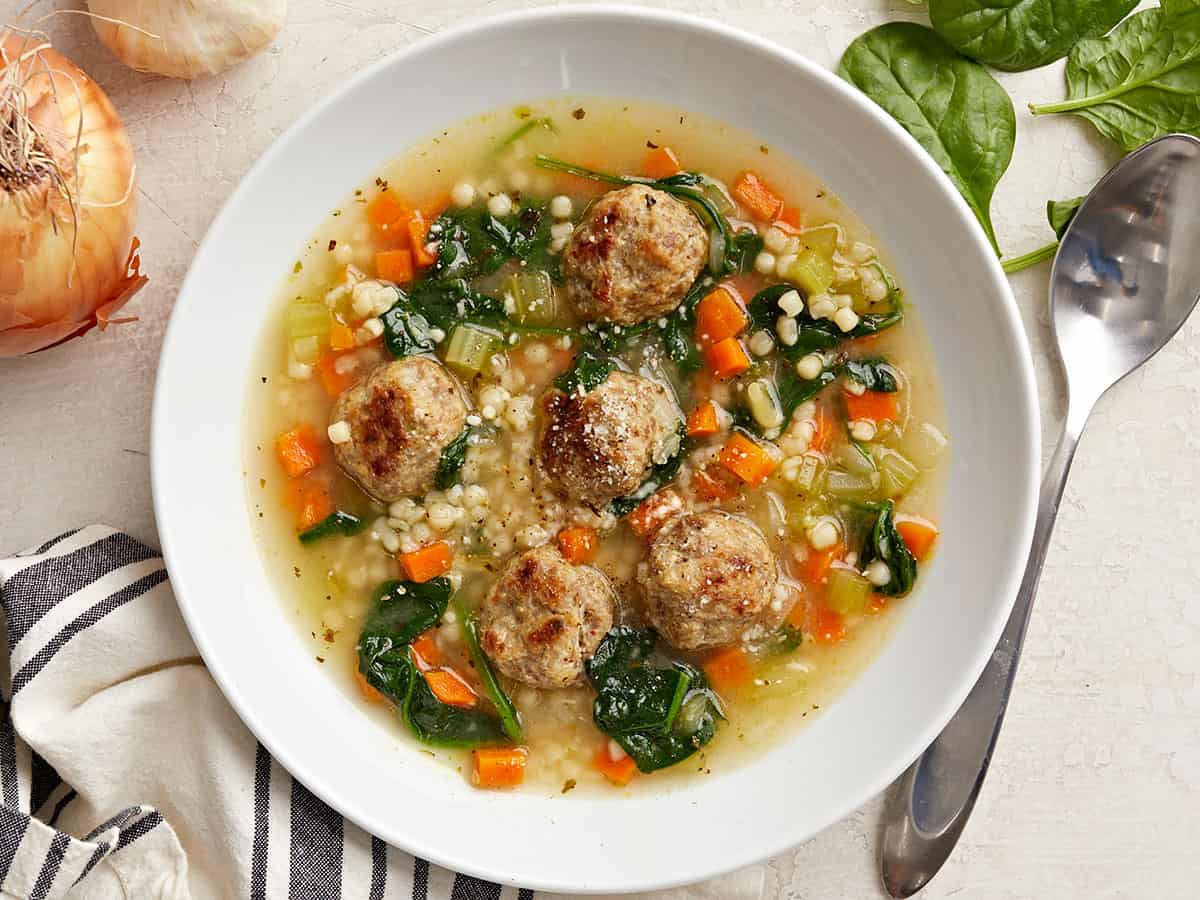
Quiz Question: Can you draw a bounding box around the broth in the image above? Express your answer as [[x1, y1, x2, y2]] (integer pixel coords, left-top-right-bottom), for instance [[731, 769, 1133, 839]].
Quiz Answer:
[[245, 97, 947, 793]]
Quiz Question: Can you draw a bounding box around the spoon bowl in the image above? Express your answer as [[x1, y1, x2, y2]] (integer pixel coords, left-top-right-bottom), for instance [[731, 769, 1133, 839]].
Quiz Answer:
[[882, 133, 1200, 898], [1053, 135, 1200, 401]]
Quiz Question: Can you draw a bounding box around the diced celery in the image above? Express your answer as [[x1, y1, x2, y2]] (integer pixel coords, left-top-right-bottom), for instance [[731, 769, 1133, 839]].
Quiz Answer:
[[786, 499, 826, 534], [825, 469, 880, 499], [826, 566, 871, 616], [837, 442, 876, 476], [878, 449, 919, 498], [507, 271, 557, 325], [701, 179, 737, 216], [800, 224, 840, 258], [288, 302, 331, 341], [794, 453, 821, 492], [746, 380, 783, 430], [291, 335, 321, 364], [444, 324, 499, 375], [786, 249, 835, 296], [900, 422, 949, 469]]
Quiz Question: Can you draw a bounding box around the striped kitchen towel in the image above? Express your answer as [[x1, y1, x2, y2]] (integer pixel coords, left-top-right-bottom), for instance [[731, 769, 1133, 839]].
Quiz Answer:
[[0, 527, 764, 900]]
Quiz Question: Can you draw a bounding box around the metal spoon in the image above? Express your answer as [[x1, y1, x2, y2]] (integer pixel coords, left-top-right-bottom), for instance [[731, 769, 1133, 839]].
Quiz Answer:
[[880, 133, 1200, 898]]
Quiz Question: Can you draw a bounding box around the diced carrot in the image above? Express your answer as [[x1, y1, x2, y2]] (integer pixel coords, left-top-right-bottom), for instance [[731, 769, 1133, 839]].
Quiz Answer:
[[288, 481, 333, 530], [557, 526, 598, 564], [785, 593, 808, 630], [793, 541, 844, 587], [353, 667, 385, 704], [399, 542, 453, 582], [472, 747, 528, 789], [407, 211, 438, 267], [276, 426, 321, 478], [686, 401, 721, 438], [642, 145, 681, 179], [410, 631, 441, 669], [811, 606, 847, 644], [424, 668, 478, 708], [375, 249, 415, 285], [315, 353, 357, 397], [695, 287, 748, 347], [366, 191, 411, 236], [843, 389, 898, 423], [731, 171, 783, 221], [809, 406, 833, 453], [704, 646, 753, 693], [867, 595, 888, 615], [896, 516, 939, 561], [329, 322, 356, 351], [718, 432, 777, 486], [704, 337, 751, 380], [593, 745, 638, 786], [693, 464, 741, 502], [627, 489, 686, 539], [777, 206, 804, 230]]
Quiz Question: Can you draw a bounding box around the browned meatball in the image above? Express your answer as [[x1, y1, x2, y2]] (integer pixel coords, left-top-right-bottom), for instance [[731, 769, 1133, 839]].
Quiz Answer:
[[537, 370, 680, 509], [329, 357, 467, 502], [478, 545, 616, 689], [638, 511, 779, 651], [562, 184, 708, 325]]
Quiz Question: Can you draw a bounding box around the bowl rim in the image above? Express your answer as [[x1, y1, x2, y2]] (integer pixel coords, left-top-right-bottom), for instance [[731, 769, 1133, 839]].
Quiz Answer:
[[152, 4, 1040, 892]]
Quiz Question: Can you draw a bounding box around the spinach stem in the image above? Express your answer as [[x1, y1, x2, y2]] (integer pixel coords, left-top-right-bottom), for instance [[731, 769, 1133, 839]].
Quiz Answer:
[[1028, 99, 1089, 116], [1002, 242, 1058, 274]]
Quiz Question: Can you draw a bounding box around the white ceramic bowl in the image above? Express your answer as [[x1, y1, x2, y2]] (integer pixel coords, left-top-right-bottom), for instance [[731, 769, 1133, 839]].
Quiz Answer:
[[153, 6, 1038, 892]]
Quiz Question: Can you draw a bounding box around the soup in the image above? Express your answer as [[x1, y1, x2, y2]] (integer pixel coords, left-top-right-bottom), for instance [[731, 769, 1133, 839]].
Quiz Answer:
[[245, 98, 948, 793]]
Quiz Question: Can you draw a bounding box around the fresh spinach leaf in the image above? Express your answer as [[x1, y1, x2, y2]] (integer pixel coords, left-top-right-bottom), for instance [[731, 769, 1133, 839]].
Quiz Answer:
[[1030, 0, 1200, 151], [610, 422, 688, 517], [930, 0, 1138, 72], [1048, 196, 1085, 239], [840, 358, 900, 392], [554, 347, 617, 394], [585, 627, 723, 773], [1002, 195, 1086, 274], [839, 23, 1015, 255], [859, 500, 918, 597], [298, 511, 367, 544], [357, 579, 510, 748], [459, 606, 524, 743]]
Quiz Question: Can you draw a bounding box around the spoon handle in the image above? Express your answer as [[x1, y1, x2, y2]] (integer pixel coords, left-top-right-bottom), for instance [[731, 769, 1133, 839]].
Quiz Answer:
[[879, 405, 1089, 898]]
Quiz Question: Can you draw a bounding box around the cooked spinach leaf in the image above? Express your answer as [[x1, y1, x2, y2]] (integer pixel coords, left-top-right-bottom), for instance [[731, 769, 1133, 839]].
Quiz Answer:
[[774, 366, 838, 428], [380, 298, 437, 358], [728, 230, 766, 274], [930, 0, 1138, 72], [841, 358, 900, 392], [431, 202, 558, 282], [435, 429, 471, 491], [610, 422, 688, 517], [357, 579, 508, 748], [586, 627, 723, 773], [662, 275, 717, 374], [767, 624, 805, 655], [458, 605, 524, 743], [380, 277, 506, 359], [298, 511, 367, 544], [1030, 0, 1200, 151], [746, 284, 904, 360], [859, 500, 918, 597], [839, 23, 1015, 255], [554, 347, 617, 394], [493, 116, 555, 154]]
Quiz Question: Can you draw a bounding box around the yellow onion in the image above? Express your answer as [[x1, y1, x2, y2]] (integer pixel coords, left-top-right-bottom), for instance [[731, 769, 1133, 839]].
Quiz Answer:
[[0, 32, 146, 357]]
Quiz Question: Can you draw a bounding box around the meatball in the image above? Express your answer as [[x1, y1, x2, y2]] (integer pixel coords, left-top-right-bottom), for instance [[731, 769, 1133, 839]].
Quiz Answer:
[[638, 511, 779, 651], [538, 370, 679, 508], [329, 357, 467, 502], [478, 545, 616, 689], [562, 184, 708, 325]]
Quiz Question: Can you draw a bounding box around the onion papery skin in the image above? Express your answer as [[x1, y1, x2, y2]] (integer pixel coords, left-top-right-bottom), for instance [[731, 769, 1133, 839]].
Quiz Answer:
[[0, 36, 146, 357]]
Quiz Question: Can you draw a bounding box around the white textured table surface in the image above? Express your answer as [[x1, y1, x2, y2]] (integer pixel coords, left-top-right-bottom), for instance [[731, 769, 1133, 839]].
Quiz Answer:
[[2, 2, 1199, 897]]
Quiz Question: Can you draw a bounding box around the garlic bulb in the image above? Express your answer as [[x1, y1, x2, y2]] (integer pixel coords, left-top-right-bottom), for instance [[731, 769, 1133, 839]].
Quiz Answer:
[[87, 0, 287, 79]]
